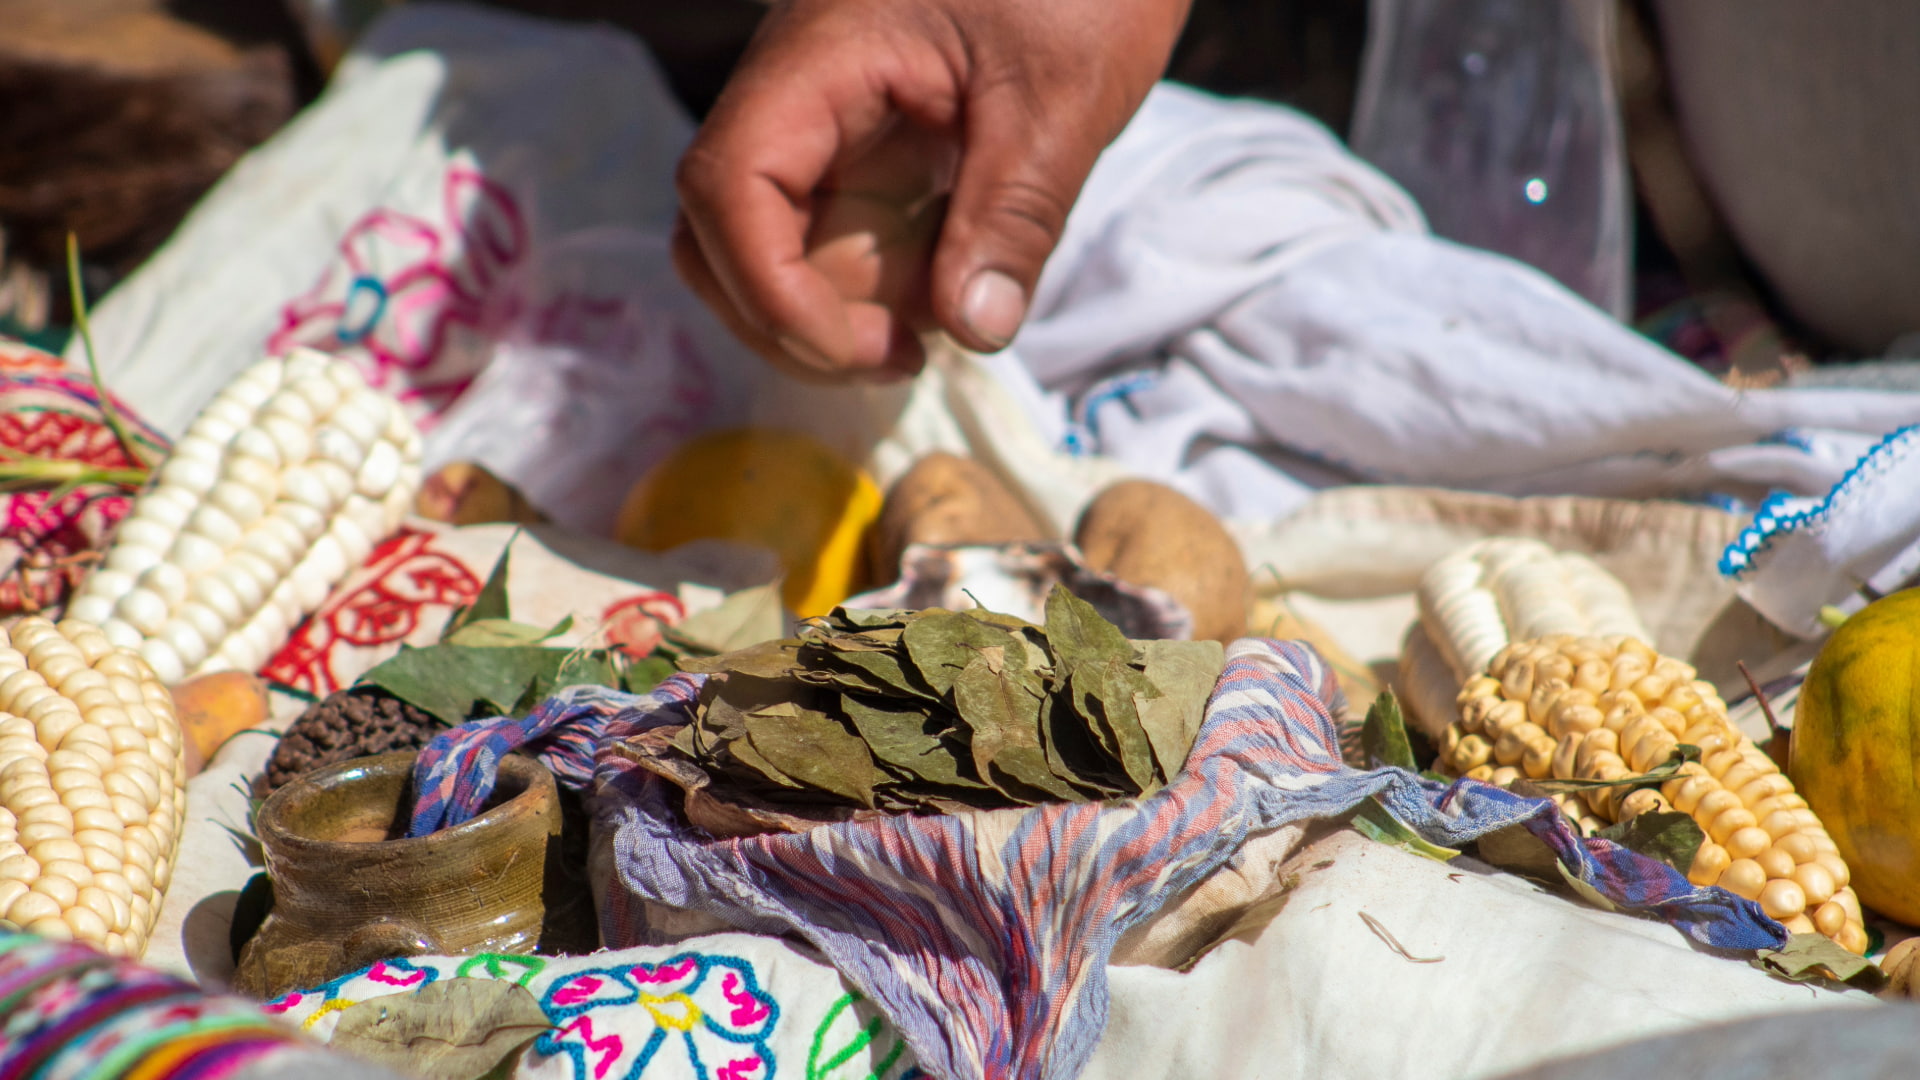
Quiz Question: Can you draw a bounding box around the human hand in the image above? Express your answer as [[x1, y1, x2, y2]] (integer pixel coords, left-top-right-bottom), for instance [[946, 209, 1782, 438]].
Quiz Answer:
[[672, 0, 1193, 382]]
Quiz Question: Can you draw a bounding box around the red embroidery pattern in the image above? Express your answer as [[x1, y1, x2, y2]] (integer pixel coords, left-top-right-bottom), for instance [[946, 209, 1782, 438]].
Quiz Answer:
[[0, 343, 170, 614], [599, 591, 685, 659], [261, 528, 482, 695]]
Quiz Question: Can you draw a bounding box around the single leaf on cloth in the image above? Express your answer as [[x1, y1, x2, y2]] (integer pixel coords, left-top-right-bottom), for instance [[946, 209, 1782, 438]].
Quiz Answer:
[[1596, 811, 1705, 876], [359, 644, 562, 726], [1473, 822, 1563, 881], [1351, 799, 1459, 862], [474, 1036, 544, 1080], [1479, 823, 1619, 911], [953, 656, 1080, 803], [326, 978, 552, 1080], [1360, 689, 1416, 772], [1131, 639, 1224, 778], [746, 702, 887, 807], [441, 532, 518, 640], [444, 614, 572, 648], [1751, 934, 1890, 991], [673, 581, 786, 654], [902, 610, 1024, 697]]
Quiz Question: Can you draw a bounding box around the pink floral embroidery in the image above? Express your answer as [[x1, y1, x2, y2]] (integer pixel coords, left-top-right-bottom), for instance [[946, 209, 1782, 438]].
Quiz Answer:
[[717, 1056, 767, 1080], [267, 166, 529, 416], [631, 956, 699, 986], [262, 992, 303, 1014], [722, 972, 772, 1027], [366, 961, 428, 987], [558, 1016, 625, 1080], [552, 975, 605, 1007]]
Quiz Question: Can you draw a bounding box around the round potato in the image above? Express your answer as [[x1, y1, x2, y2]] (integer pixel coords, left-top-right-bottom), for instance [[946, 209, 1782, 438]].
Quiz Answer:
[[867, 452, 1051, 584], [1075, 480, 1249, 644]]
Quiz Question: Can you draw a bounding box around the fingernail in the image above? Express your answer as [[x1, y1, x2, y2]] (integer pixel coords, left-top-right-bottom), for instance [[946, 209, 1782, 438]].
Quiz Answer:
[[778, 335, 834, 372], [960, 270, 1027, 349]]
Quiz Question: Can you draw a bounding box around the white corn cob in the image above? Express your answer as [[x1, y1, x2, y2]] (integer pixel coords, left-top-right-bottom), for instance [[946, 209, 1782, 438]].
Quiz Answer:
[[1417, 538, 1649, 681], [68, 350, 421, 684], [0, 616, 184, 956], [1411, 538, 1868, 953]]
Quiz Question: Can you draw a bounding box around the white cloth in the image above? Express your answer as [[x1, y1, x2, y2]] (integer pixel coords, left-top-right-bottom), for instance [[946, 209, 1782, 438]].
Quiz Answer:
[[1720, 425, 1920, 637], [997, 84, 1920, 522]]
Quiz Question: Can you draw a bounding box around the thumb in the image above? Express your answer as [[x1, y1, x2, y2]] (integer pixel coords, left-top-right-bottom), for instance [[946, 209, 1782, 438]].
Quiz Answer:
[[931, 92, 1103, 353]]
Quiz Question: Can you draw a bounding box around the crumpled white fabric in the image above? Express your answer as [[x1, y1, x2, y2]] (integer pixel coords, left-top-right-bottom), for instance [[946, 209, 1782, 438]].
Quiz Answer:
[[992, 83, 1920, 522], [1719, 425, 1920, 637]]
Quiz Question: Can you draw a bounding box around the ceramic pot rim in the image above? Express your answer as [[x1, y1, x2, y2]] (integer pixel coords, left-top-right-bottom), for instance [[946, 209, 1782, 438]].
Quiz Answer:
[[257, 749, 555, 857]]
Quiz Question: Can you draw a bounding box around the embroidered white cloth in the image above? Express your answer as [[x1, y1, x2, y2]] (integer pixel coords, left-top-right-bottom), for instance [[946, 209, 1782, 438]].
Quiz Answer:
[[1719, 425, 1920, 637]]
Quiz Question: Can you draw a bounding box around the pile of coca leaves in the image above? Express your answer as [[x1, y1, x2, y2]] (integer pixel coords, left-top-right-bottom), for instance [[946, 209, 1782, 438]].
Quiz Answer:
[[622, 586, 1224, 833]]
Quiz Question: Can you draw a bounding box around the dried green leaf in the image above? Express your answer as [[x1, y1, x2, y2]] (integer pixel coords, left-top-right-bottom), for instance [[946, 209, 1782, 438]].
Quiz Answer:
[[623, 654, 679, 693], [1555, 861, 1619, 913], [1473, 822, 1564, 881], [1043, 585, 1132, 673], [1596, 811, 1704, 875], [444, 614, 572, 649], [1351, 799, 1459, 862], [826, 608, 914, 630], [802, 645, 940, 701], [1525, 746, 1697, 795], [839, 695, 980, 789], [1132, 639, 1224, 778], [901, 611, 1023, 697], [677, 638, 802, 678], [359, 644, 564, 726], [1751, 934, 1890, 991], [1361, 689, 1416, 772], [723, 729, 807, 790], [474, 1035, 545, 1080], [1039, 695, 1127, 796], [673, 582, 787, 654], [953, 657, 1080, 803], [442, 533, 519, 641], [745, 704, 887, 807], [327, 978, 552, 1080], [1070, 661, 1158, 792]]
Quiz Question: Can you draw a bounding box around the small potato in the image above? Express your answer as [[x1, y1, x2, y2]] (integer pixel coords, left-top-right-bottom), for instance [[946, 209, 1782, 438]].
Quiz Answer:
[[1075, 480, 1250, 644], [867, 452, 1050, 584]]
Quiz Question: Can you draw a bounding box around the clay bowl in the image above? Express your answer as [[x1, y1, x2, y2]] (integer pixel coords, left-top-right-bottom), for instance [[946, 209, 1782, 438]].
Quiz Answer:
[[232, 750, 559, 1000]]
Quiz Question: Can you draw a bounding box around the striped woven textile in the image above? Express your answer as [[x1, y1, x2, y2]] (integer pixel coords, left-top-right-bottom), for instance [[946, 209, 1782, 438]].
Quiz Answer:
[[411, 639, 1790, 1080], [0, 932, 309, 1080]]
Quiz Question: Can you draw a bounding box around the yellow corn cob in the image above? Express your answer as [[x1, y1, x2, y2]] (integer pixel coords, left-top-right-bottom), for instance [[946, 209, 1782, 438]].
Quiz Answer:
[[1414, 540, 1868, 952], [1442, 637, 1866, 951], [68, 350, 422, 684], [0, 616, 184, 956], [1417, 538, 1650, 682]]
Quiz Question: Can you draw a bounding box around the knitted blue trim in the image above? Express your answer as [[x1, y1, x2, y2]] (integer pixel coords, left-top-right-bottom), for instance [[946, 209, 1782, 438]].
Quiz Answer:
[[1718, 425, 1920, 578]]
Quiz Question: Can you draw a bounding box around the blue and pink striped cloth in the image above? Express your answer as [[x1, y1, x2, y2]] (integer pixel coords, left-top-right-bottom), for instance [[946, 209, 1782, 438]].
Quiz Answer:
[[410, 639, 1788, 1080]]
